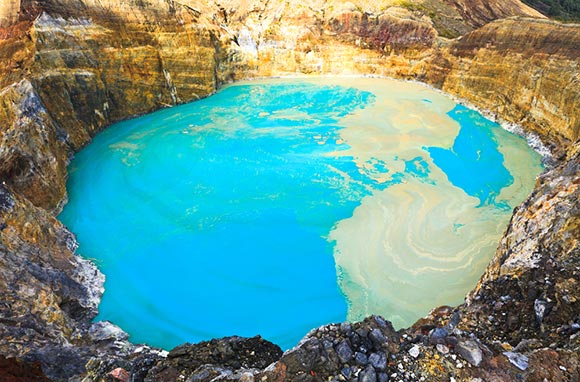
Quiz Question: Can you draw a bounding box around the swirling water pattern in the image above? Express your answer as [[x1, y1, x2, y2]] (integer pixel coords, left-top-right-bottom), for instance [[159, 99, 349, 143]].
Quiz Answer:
[[59, 78, 543, 350]]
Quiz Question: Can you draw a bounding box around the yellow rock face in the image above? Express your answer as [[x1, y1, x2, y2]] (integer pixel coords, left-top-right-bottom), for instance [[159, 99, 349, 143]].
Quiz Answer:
[[0, 81, 68, 209], [439, 18, 580, 155], [0, 0, 20, 28], [1, 4, 573, 214]]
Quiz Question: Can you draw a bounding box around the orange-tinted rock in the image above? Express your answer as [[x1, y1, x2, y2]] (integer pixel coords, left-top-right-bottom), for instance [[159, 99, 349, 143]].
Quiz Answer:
[[326, 10, 437, 56], [439, 18, 580, 155], [108, 367, 130, 382], [0, 355, 50, 382], [0, 80, 68, 210], [0, 0, 21, 28], [444, 0, 544, 27]]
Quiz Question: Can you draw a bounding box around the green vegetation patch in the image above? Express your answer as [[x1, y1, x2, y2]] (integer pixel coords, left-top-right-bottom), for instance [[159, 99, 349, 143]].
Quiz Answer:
[[523, 0, 580, 22]]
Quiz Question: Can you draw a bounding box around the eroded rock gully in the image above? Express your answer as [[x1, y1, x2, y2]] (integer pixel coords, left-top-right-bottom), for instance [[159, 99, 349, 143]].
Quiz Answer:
[[0, 0, 578, 381]]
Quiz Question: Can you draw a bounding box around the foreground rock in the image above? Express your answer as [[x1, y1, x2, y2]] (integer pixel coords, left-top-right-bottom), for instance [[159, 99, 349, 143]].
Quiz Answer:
[[81, 336, 282, 382], [0, 0, 578, 381], [0, 182, 105, 378], [0, 355, 51, 382], [82, 311, 580, 381]]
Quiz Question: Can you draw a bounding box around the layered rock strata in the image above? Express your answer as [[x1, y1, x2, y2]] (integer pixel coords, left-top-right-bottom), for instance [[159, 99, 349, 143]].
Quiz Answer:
[[438, 18, 580, 157], [0, 0, 21, 28], [0, 0, 578, 381]]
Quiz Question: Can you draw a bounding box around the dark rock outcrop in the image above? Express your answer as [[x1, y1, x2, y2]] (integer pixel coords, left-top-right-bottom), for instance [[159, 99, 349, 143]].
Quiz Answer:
[[268, 317, 399, 382], [0, 181, 104, 379], [0, 355, 50, 382], [146, 336, 282, 381], [81, 336, 282, 382]]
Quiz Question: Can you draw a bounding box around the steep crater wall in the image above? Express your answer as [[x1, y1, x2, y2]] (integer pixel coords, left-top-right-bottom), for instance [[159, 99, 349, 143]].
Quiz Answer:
[[0, 0, 578, 381]]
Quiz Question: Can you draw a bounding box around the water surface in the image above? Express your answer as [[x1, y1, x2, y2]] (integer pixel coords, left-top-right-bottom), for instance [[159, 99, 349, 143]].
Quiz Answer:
[[59, 77, 543, 349]]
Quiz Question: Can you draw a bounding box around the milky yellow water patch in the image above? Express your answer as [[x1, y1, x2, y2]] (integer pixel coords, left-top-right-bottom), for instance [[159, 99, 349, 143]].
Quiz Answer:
[[325, 78, 458, 180], [493, 130, 544, 205], [329, 179, 509, 327], [321, 77, 540, 328]]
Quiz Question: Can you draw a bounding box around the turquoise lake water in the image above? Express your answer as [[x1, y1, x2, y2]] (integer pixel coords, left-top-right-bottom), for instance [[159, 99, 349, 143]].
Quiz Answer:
[[59, 78, 543, 350]]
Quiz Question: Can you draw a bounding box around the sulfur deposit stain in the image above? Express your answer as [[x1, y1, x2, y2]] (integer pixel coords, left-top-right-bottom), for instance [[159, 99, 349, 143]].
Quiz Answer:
[[59, 78, 543, 350]]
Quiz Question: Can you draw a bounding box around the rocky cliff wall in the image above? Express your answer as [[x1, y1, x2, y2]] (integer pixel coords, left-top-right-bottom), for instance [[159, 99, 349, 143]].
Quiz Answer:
[[1, 0, 244, 210], [0, 178, 104, 378], [461, 140, 580, 349], [444, 0, 544, 27], [0, 0, 579, 381], [439, 18, 580, 157], [0, 1, 246, 378], [0, 0, 20, 27]]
